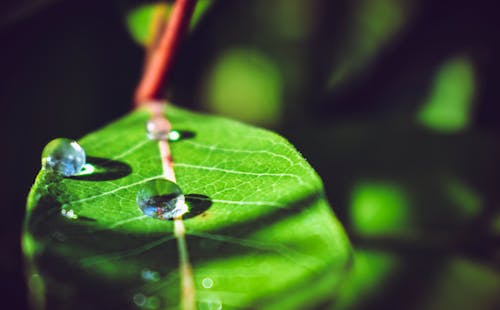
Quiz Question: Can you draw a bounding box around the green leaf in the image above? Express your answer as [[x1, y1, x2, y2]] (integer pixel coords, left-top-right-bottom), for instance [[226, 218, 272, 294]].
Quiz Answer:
[[416, 56, 476, 133], [126, 0, 213, 46], [24, 106, 351, 309]]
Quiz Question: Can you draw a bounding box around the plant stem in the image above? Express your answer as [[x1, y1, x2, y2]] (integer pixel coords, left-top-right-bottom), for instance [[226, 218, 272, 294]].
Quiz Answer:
[[138, 3, 198, 306], [134, 0, 197, 106]]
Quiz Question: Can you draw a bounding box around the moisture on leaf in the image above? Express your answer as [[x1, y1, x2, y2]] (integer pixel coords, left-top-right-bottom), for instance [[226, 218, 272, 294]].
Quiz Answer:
[[24, 106, 352, 309]]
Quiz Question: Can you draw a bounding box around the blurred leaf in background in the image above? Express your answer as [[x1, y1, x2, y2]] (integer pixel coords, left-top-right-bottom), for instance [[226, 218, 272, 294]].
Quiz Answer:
[[125, 0, 212, 46], [203, 48, 283, 126], [417, 56, 475, 132]]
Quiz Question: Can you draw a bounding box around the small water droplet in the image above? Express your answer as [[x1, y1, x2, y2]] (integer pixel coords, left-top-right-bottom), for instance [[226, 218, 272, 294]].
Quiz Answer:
[[61, 209, 78, 220], [137, 179, 188, 220], [141, 269, 160, 282], [202, 277, 214, 289], [146, 117, 171, 140], [133, 293, 146, 307], [41, 138, 86, 176]]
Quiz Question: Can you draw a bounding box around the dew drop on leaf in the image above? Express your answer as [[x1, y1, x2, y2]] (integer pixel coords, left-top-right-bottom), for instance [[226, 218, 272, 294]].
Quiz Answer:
[[136, 179, 188, 220], [41, 138, 86, 176], [146, 117, 171, 140], [202, 277, 214, 289], [60, 209, 78, 220]]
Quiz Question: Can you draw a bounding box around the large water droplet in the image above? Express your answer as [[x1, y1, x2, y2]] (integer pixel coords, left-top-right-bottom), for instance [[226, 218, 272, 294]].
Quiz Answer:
[[41, 138, 86, 176], [137, 179, 187, 220], [146, 117, 171, 140]]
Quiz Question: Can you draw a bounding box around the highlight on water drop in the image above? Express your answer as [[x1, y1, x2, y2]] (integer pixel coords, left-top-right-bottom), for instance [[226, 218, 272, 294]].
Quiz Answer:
[[41, 138, 86, 177], [168, 130, 181, 142], [136, 179, 188, 220]]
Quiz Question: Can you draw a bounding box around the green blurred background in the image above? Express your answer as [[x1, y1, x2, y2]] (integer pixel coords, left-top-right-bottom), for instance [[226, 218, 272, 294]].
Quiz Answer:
[[1, 0, 499, 309]]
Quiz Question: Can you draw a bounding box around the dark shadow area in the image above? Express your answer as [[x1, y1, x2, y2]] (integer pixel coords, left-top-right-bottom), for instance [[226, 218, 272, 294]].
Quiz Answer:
[[169, 130, 196, 142], [183, 194, 212, 219], [69, 157, 132, 182], [186, 191, 325, 264], [72, 215, 96, 222]]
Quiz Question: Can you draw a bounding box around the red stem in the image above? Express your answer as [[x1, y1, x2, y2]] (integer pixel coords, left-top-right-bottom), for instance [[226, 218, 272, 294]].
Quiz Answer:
[[134, 0, 197, 106]]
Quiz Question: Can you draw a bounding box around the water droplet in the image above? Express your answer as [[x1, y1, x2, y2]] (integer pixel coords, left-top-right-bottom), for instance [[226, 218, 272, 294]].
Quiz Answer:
[[141, 269, 160, 282], [147, 117, 171, 140], [61, 209, 78, 220], [41, 138, 86, 176], [133, 293, 146, 307], [202, 277, 214, 289], [137, 179, 188, 220]]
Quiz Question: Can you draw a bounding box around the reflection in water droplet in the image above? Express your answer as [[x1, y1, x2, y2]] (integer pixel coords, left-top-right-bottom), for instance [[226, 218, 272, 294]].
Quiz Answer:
[[202, 277, 214, 289], [137, 179, 187, 220], [74, 163, 95, 176], [147, 117, 171, 140], [133, 293, 146, 307], [141, 269, 160, 282], [61, 209, 78, 220], [41, 138, 86, 176]]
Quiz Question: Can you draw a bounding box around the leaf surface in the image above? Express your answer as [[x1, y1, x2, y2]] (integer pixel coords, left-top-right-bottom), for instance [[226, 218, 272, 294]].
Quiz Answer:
[[24, 106, 351, 309]]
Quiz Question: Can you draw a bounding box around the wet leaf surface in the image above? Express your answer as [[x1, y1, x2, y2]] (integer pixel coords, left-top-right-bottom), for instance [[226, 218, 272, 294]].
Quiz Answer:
[[24, 106, 351, 309]]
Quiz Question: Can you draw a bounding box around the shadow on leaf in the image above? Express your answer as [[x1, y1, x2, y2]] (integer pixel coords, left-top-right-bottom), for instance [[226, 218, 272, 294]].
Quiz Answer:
[[70, 157, 132, 181], [184, 194, 212, 219], [170, 130, 196, 142]]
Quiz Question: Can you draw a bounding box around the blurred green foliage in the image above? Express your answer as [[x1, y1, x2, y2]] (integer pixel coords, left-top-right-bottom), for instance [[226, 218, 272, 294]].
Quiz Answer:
[[125, 0, 212, 46], [126, 3, 163, 45], [350, 181, 411, 236], [203, 48, 283, 126], [334, 249, 401, 309], [417, 57, 475, 132]]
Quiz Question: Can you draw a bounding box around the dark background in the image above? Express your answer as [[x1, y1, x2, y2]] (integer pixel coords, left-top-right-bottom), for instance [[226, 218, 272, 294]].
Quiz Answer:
[[1, 0, 499, 309]]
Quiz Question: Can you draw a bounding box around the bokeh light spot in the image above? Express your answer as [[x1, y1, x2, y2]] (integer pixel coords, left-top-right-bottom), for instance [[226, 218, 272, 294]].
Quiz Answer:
[[350, 181, 410, 236], [417, 56, 476, 132], [204, 48, 283, 126]]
